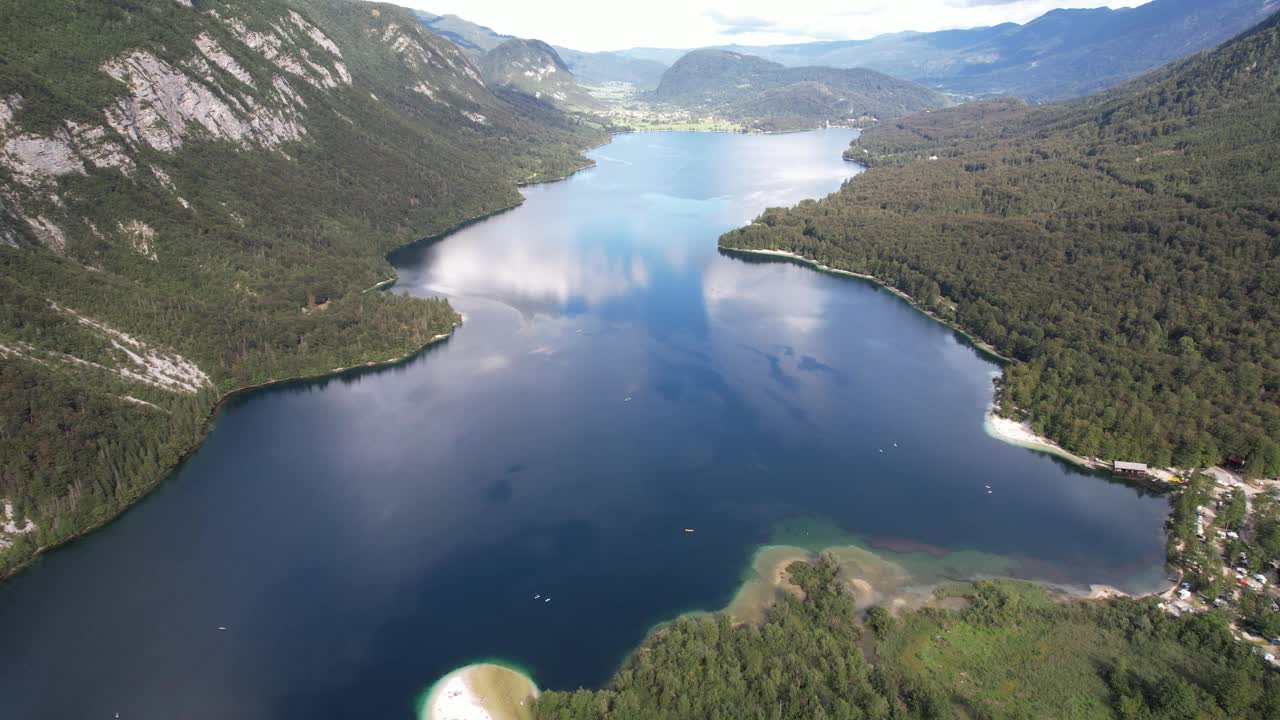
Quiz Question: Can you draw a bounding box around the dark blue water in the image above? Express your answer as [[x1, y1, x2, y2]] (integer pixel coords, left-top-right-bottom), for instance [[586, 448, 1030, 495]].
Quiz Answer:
[[0, 130, 1170, 720]]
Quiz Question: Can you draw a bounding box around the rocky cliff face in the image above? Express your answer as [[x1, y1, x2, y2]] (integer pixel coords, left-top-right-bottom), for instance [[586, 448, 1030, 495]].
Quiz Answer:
[[0, 6, 343, 253], [0, 1, 559, 255], [102, 49, 308, 153]]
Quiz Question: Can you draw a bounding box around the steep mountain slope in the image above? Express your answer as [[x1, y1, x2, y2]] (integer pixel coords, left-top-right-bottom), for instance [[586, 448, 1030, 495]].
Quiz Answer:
[[645, 0, 1277, 102], [654, 50, 948, 131], [722, 12, 1280, 471], [0, 0, 602, 575], [479, 39, 599, 109]]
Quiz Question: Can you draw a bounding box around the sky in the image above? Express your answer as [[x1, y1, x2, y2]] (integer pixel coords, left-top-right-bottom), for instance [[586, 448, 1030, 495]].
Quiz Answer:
[[399, 0, 1151, 52]]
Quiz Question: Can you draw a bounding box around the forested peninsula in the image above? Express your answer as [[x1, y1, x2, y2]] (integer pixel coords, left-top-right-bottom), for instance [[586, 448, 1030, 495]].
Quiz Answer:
[[0, 0, 604, 577], [722, 15, 1280, 473], [537, 557, 1280, 719]]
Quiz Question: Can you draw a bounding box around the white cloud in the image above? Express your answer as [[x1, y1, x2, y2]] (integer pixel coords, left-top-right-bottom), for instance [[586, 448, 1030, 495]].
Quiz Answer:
[[400, 0, 1149, 52]]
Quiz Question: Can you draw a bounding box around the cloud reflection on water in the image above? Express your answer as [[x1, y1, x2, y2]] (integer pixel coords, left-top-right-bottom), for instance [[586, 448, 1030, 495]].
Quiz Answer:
[[425, 235, 651, 309]]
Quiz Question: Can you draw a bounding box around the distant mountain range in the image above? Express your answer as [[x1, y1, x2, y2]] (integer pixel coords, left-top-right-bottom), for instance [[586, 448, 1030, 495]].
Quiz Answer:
[[721, 0, 1277, 100], [624, 0, 1279, 101], [412, 10, 666, 90], [654, 50, 948, 131], [407, 0, 1280, 131], [408, 0, 1274, 128]]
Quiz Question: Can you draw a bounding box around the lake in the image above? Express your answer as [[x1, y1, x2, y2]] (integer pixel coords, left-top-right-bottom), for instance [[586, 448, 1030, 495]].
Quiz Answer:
[[0, 130, 1171, 719]]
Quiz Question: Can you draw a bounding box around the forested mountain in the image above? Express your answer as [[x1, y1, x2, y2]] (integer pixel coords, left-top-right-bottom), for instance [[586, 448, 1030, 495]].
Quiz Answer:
[[416, 0, 1273, 101], [537, 558, 1280, 718], [654, 50, 948, 131], [479, 39, 599, 109], [415, 0, 1273, 103], [722, 12, 1280, 472], [644, 0, 1278, 102], [0, 0, 602, 574]]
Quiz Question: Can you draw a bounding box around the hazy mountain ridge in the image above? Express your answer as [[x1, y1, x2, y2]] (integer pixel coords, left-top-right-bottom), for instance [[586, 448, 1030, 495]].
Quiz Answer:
[[925, 0, 1280, 99], [654, 49, 949, 131], [0, 0, 602, 573], [411, 9, 509, 54], [412, 7, 667, 89], [633, 0, 1278, 102]]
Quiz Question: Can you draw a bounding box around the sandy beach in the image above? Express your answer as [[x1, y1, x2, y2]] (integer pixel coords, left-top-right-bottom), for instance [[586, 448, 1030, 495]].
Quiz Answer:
[[721, 542, 954, 623], [423, 663, 537, 720], [982, 408, 1097, 469], [415, 543, 1172, 716], [724, 545, 814, 624], [1083, 584, 1132, 600]]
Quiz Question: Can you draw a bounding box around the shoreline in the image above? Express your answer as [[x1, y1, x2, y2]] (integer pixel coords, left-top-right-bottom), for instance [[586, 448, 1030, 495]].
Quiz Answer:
[[983, 408, 1187, 490], [981, 406, 1100, 470], [720, 246, 1013, 364], [1, 136, 609, 585], [647, 538, 1174, 639], [425, 538, 1174, 710], [721, 246, 1199, 490], [0, 327, 459, 583], [212, 329, 457, 407], [390, 152, 604, 265], [711, 537, 1170, 621], [516, 156, 600, 188], [603, 118, 868, 136]]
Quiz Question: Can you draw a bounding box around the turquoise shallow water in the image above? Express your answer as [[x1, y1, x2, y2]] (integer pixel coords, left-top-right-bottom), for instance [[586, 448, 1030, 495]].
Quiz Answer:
[[0, 130, 1170, 719]]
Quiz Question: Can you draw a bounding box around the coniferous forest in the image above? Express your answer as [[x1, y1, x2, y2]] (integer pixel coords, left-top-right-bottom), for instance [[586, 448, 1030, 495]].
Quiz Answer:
[[722, 16, 1280, 473]]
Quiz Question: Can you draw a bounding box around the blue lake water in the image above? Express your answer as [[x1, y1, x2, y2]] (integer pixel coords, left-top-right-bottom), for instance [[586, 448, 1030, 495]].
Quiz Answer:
[[0, 130, 1170, 719]]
